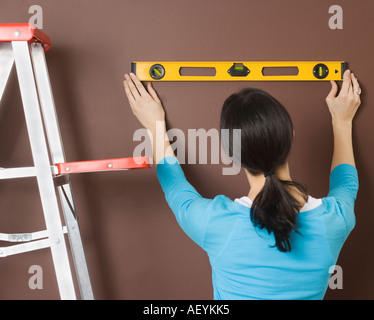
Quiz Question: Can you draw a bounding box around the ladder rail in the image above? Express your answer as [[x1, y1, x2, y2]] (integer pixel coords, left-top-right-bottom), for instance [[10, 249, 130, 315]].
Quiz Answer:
[[12, 40, 76, 300], [30, 43, 94, 300], [0, 43, 14, 102]]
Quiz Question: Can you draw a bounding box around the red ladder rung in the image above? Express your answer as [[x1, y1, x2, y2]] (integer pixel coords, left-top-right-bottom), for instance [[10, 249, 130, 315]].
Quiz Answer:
[[56, 157, 150, 175]]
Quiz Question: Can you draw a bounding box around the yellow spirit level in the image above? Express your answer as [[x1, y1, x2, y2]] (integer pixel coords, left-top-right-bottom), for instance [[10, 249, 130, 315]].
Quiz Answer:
[[131, 61, 347, 81]]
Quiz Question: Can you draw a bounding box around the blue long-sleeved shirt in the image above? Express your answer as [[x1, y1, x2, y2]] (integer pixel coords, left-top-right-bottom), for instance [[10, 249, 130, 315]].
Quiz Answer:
[[156, 157, 358, 300]]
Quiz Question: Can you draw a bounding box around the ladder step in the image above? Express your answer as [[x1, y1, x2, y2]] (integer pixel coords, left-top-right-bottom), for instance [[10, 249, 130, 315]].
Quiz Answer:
[[0, 238, 51, 257], [0, 23, 51, 51], [56, 156, 150, 175], [0, 167, 37, 179], [0, 227, 68, 257], [0, 229, 48, 242], [0, 157, 150, 179]]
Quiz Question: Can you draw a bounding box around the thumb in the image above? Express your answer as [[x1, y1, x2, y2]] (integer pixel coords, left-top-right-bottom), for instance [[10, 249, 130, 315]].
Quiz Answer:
[[326, 81, 338, 100]]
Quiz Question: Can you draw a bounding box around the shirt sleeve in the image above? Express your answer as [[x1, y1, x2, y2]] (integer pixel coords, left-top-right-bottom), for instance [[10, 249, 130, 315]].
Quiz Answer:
[[327, 164, 359, 235], [156, 157, 212, 248]]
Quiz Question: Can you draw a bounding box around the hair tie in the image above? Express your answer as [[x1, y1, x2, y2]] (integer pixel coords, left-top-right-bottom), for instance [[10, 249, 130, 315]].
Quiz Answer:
[[264, 170, 274, 177]]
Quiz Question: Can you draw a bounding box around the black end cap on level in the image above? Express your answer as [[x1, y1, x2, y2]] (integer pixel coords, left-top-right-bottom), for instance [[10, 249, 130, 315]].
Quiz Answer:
[[131, 62, 137, 74], [341, 62, 348, 79]]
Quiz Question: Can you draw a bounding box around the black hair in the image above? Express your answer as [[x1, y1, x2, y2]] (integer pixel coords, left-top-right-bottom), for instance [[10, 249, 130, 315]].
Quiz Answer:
[[220, 88, 307, 252]]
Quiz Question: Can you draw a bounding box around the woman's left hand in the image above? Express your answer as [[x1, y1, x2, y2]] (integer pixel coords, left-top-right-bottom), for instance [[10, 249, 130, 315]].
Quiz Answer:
[[123, 73, 165, 132]]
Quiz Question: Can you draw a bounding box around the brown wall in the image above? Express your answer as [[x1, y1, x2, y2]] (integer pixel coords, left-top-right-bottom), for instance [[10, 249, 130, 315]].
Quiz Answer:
[[0, 0, 373, 299]]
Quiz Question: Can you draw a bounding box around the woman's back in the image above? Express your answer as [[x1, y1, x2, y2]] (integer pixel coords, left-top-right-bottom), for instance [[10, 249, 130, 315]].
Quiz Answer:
[[157, 159, 358, 300], [211, 197, 349, 299]]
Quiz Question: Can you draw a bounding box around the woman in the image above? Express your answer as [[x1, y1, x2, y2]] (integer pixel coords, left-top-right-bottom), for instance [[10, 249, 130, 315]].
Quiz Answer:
[[123, 70, 361, 300]]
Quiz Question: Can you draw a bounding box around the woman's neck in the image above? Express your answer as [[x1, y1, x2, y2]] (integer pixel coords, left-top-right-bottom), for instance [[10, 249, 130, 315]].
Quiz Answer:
[[244, 162, 305, 205]]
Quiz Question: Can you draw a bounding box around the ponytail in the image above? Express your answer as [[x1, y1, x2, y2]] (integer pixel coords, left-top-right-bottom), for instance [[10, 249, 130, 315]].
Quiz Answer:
[[251, 175, 307, 252]]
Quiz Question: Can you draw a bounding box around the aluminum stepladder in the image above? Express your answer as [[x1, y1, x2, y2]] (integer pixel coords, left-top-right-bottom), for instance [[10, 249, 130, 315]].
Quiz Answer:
[[0, 23, 150, 299]]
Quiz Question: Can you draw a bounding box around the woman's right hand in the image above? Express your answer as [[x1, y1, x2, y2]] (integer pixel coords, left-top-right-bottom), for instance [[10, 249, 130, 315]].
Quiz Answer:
[[325, 69, 361, 124], [326, 69, 361, 171], [123, 73, 165, 132]]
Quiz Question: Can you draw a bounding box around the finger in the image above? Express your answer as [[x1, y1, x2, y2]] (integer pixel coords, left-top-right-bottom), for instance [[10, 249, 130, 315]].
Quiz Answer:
[[125, 74, 141, 100], [340, 69, 352, 95], [147, 82, 160, 102], [351, 73, 361, 95], [326, 81, 338, 100], [123, 80, 136, 105], [130, 73, 149, 97]]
